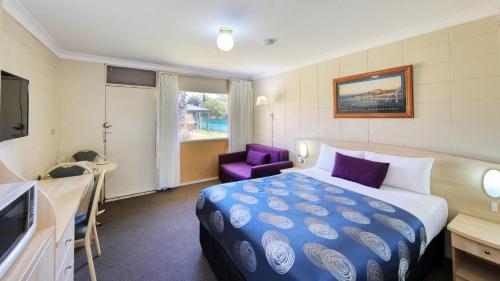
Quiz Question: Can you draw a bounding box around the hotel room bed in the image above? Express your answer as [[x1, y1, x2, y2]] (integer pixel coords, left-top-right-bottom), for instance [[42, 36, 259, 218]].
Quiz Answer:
[[196, 168, 448, 281]]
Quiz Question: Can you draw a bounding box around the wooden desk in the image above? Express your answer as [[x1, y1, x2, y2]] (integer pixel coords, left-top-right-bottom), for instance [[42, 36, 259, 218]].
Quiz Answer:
[[94, 161, 117, 207], [448, 214, 500, 281], [0, 171, 92, 281], [0, 226, 55, 281], [80, 161, 116, 203], [95, 161, 117, 174], [38, 174, 93, 281], [38, 174, 93, 243]]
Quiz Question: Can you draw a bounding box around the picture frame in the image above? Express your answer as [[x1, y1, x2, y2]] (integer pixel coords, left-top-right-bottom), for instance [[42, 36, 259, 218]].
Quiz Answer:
[[333, 65, 413, 118]]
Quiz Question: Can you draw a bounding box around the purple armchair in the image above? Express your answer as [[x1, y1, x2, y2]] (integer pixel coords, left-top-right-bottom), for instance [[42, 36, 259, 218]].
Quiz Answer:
[[219, 144, 293, 183]]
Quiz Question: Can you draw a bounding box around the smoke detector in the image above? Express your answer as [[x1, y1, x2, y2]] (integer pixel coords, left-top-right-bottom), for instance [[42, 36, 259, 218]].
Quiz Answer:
[[264, 38, 277, 45]]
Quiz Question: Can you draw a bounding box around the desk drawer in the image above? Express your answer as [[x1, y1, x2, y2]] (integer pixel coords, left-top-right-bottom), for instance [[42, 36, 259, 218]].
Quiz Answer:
[[56, 245, 74, 281], [56, 216, 75, 270], [452, 233, 500, 264]]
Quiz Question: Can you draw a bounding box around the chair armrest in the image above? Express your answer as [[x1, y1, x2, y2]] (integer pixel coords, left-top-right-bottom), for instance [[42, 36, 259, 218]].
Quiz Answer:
[[251, 161, 293, 178], [219, 151, 247, 165]]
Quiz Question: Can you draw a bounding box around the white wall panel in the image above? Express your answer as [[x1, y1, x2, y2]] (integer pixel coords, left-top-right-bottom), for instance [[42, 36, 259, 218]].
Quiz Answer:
[[253, 16, 500, 163]]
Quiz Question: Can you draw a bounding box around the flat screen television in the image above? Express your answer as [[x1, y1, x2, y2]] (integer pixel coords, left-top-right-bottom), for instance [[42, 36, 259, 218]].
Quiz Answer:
[[0, 71, 29, 142]]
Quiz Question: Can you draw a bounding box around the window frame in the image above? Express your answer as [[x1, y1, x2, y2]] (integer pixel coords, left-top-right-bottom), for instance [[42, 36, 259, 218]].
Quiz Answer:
[[178, 91, 229, 143]]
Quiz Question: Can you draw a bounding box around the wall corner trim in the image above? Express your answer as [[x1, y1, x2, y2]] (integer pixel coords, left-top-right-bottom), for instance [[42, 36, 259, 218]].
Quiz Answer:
[[2, 0, 496, 81], [251, 1, 498, 80], [1, 0, 250, 80], [2, 0, 64, 55]]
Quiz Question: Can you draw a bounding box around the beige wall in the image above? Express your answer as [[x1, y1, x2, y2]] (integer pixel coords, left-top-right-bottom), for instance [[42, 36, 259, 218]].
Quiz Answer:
[[254, 16, 500, 163], [58, 59, 105, 158], [180, 139, 228, 184], [0, 11, 60, 179], [178, 76, 228, 93], [57, 59, 231, 184], [56, 60, 235, 187]]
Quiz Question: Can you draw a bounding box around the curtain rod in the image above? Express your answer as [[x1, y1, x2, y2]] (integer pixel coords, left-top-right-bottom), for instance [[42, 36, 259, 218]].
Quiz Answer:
[[168, 72, 251, 81]]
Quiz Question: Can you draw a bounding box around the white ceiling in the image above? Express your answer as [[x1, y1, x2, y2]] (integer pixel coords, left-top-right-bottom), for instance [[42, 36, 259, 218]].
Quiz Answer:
[[11, 0, 498, 78]]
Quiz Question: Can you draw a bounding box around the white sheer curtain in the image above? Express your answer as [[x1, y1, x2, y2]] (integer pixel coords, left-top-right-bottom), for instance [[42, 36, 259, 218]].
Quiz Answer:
[[156, 73, 180, 190], [229, 80, 253, 152]]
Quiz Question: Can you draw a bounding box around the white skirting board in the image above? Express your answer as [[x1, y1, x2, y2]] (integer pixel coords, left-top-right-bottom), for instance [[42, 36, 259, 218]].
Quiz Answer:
[[105, 190, 156, 202], [105, 177, 219, 202], [179, 177, 219, 187]]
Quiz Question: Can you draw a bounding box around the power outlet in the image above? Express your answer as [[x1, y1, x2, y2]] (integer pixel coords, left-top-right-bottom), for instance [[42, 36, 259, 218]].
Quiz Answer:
[[491, 202, 498, 213]]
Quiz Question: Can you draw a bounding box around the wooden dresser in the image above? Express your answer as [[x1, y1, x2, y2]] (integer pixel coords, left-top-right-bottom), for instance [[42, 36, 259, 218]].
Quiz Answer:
[[38, 175, 92, 281], [448, 214, 500, 281], [0, 162, 92, 281]]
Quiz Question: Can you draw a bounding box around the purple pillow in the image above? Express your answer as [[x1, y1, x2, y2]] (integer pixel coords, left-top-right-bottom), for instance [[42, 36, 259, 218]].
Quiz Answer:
[[246, 150, 269, 166], [331, 152, 389, 188]]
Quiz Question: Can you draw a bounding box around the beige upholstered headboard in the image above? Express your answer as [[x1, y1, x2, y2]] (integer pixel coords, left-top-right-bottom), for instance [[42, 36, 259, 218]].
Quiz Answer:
[[295, 140, 500, 224]]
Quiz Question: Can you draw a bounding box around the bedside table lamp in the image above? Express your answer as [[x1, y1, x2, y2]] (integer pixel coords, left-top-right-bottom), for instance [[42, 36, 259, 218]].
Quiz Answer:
[[297, 142, 308, 164], [255, 96, 274, 146], [483, 169, 500, 198]]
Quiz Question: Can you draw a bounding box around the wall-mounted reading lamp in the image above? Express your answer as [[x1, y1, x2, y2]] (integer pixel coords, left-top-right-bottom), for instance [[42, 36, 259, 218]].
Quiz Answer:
[[297, 142, 308, 164], [483, 169, 500, 198]]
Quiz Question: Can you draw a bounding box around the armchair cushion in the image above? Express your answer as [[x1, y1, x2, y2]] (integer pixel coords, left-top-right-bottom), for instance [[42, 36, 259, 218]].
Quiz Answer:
[[219, 151, 247, 165], [48, 166, 87, 178], [246, 150, 269, 166], [251, 161, 294, 178], [246, 144, 289, 163], [75, 221, 88, 240], [220, 162, 252, 181], [73, 150, 99, 162], [219, 144, 292, 182], [75, 214, 87, 225]]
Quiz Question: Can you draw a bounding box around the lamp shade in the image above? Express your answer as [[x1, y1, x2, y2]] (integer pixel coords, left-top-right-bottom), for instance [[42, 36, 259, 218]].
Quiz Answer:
[[217, 28, 234, 51], [299, 143, 308, 158], [255, 96, 268, 106], [483, 169, 500, 198]]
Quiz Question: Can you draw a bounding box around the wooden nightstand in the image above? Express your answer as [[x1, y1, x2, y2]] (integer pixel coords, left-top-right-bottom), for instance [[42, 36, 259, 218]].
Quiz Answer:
[[280, 167, 302, 173], [447, 214, 500, 281]]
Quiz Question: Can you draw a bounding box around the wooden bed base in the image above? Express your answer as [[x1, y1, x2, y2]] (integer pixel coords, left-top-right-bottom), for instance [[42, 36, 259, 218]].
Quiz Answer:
[[199, 223, 446, 281]]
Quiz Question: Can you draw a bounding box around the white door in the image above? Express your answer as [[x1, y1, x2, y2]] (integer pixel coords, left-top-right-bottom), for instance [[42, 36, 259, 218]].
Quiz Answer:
[[105, 86, 157, 199]]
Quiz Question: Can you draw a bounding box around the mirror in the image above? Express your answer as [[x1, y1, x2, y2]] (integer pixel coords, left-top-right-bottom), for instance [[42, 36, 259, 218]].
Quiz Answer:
[[483, 169, 500, 198]]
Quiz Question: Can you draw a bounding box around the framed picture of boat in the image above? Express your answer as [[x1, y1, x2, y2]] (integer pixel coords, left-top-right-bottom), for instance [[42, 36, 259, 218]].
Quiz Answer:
[[333, 65, 413, 118]]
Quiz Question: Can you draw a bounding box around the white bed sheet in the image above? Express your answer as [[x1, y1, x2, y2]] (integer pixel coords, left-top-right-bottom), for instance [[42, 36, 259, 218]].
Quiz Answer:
[[297, 167, 448, 243]]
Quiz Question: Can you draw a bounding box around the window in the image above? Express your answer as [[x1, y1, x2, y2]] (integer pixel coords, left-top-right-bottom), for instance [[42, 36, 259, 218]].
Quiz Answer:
[[178, 91, 228, 141]]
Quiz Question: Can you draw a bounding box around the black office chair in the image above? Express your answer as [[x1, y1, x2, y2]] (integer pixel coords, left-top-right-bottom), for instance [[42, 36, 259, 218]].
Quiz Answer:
[[75, 171, 105, 281]]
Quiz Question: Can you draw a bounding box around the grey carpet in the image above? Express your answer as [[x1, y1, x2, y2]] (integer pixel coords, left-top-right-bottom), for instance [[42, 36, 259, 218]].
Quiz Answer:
[[74, 180, 218, 281], [74, 180, 452, 281]]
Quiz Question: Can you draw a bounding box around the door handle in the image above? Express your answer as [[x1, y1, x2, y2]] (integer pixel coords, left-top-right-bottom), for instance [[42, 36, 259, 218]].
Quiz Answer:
[[103, 122, 113, 129]]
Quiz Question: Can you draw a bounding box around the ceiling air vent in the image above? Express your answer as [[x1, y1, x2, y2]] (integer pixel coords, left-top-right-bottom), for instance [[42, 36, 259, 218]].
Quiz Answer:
[[106, 65, 157, 87]]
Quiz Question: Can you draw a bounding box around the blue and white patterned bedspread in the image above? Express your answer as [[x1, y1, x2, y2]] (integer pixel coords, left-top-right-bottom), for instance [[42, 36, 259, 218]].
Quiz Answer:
[[196, 172, 427, 281]]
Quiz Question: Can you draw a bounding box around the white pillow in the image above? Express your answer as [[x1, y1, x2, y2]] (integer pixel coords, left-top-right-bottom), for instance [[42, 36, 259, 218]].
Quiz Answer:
[[315, 143, 365, 172], [364, 151, 434, 195]]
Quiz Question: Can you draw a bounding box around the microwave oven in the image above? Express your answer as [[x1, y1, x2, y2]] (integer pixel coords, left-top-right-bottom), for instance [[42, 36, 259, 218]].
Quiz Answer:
[[0, 181, 37, 278]]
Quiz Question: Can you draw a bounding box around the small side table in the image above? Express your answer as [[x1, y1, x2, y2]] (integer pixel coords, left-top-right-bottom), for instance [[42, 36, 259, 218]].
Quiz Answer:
[[447, 214, 500, 281], [95, 162, 117, 223], [96, 161, 117, 204], [280, 167, 302, 173]]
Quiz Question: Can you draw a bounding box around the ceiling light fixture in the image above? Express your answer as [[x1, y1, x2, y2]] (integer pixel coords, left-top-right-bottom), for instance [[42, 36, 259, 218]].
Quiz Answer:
[[217, 27, 234, 52]]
